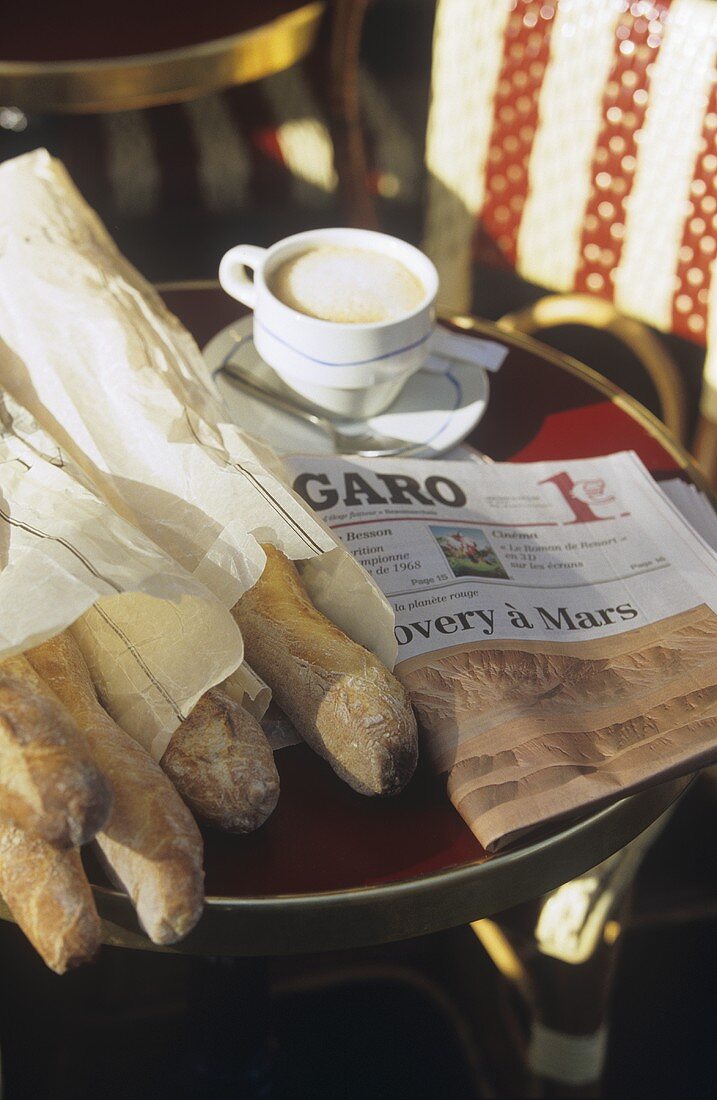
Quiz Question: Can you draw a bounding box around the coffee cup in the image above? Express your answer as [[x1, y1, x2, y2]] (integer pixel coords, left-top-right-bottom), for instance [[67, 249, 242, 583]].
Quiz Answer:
[[218, 228, 438, 418]]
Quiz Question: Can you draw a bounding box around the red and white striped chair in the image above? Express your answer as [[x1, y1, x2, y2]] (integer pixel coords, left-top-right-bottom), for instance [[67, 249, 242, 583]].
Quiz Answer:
[[423, 0, 717, 461]]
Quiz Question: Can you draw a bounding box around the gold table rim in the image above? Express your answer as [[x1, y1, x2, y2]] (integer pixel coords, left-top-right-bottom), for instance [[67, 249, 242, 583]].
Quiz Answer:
[[0, 2, 326, 113], [91, 777, 690, 912]]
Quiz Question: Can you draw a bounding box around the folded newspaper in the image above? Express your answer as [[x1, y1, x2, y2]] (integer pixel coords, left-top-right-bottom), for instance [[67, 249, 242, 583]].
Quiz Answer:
[[285, 450, 717, 851]]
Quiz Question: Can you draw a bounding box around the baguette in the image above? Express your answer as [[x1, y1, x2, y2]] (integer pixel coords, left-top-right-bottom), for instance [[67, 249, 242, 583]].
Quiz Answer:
[[0, 819, 100, 973], [232, 544, 418, 796], [161, 688, 279, 833], [27, 633, 204, 945], [0, 655, 112, 848]]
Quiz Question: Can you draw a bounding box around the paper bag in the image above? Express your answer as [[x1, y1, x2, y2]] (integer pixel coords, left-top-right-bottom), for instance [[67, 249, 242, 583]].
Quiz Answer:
[[0, 388, 243, 759], [0, 150, 396, 670]]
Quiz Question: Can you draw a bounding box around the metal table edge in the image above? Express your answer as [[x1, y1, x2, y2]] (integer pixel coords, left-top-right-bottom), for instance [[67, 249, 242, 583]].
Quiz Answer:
[[0, 3, 326, 113]]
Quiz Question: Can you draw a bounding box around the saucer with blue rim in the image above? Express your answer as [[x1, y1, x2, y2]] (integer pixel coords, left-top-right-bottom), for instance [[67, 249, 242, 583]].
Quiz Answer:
[[203, 316, 490, 459]]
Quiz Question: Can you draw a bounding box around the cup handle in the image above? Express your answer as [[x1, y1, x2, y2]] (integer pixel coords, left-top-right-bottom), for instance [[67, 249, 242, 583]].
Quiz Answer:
[[219, 244, 267, 309]]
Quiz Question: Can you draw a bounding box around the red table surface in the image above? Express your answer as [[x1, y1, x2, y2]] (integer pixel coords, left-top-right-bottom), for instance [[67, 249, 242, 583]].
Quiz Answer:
[[3, 2, 307, 63], [148, 286, 691, 901]]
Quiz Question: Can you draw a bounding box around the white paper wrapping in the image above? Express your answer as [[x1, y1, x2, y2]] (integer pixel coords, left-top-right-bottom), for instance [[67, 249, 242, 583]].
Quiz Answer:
[[0, 390, 244, 759], [0, 149, 397, 671]]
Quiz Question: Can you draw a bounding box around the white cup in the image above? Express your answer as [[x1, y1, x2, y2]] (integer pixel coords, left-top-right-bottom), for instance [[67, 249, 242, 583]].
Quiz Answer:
[[218, 227, 438, 418]]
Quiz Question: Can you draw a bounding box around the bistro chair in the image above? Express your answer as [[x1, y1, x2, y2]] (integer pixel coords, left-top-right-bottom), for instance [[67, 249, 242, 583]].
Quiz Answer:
[[332, 0, 717, 461], [422, 0, 717, 462]]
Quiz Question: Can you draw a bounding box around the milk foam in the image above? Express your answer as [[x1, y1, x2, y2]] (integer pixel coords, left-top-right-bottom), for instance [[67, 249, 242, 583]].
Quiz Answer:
[[269, 245, 425, 323]]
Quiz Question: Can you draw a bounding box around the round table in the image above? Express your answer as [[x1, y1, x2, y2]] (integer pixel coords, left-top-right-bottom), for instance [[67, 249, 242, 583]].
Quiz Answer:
[[31, 280, 695, 958], [0, 1, 325, 113]]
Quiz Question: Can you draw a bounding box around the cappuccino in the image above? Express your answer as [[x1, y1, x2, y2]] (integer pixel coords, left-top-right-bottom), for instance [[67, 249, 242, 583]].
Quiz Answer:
[[269, 245, 425, 324]]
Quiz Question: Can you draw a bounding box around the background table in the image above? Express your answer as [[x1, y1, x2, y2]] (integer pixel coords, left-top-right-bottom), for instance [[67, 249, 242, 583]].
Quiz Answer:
[[27, 280, 691, 958], [0, 1, 325, 112]]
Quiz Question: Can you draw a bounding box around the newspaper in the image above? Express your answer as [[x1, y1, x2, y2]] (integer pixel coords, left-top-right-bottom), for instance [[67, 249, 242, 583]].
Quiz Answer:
[[660, 478, 717, 551], [285, 450, 717, 850]]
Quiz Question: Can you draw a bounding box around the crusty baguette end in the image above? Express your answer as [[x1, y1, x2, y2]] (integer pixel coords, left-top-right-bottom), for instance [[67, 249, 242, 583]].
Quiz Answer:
[[162, 688, 279, 833], [0, 661, 112, 848], [26, 631, 205, 946], [0, 822, 101, 973], [232, 544, 418, 797]]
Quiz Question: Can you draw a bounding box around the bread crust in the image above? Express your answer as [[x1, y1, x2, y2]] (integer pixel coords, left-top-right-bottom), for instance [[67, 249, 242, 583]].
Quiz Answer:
[[27, 633, 204, 946], [232, 544, 418, 796], [0, 654, 112, 848], [0, 820, 100, 973], [161, 688, 279, 833]]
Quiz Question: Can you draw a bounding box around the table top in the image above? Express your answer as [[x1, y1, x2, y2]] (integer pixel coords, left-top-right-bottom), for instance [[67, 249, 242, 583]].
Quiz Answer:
[[0, 2, 325, 113], [62, 281, 698, 957]]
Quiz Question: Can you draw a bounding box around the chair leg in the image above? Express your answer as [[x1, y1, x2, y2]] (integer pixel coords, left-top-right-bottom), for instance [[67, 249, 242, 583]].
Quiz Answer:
[[326, 0, 380, 229], [476, 812, 674, 1096], [473, 904, 622, 1098], [524, 917, 623, 1098]]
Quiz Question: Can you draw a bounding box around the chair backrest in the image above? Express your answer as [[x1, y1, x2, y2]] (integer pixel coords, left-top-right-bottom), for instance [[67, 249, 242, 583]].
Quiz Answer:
[[424, 0, 717, 410]]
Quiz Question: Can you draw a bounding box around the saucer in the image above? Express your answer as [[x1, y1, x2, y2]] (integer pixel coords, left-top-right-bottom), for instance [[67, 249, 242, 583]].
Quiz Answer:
[[202, 316, 490, 459]]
